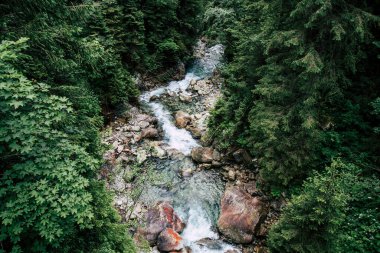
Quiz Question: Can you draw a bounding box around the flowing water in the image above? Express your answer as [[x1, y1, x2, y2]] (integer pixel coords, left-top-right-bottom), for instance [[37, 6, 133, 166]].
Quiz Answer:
[[139, 43, 240, 253]]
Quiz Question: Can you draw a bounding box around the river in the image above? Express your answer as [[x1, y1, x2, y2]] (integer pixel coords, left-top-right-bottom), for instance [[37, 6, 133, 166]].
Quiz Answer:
[[138, 42, 240, 253]]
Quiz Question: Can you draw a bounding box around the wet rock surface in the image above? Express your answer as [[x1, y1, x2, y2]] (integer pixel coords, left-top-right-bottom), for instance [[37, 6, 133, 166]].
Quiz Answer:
[[137, 202, 185, 245], [218, 186, 268, 244], [157, 228, 184, 252]]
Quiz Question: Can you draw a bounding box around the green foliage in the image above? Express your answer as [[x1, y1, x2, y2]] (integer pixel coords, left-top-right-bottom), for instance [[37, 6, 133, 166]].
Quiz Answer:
[[268, 159, 380, 253], [206, 1, 380, 251], [0, 0, 205, 251], [0, 0, 139, 108], [208, 0, 380, 186], [63, 182, 136, 253], [0, 38, 90, 251]]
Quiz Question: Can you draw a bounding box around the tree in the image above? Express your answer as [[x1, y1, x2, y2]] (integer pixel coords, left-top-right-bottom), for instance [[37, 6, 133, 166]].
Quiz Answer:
[[208, 0, 380, 187], [0, 37, 135, 253], [268, 159, 380, 253]]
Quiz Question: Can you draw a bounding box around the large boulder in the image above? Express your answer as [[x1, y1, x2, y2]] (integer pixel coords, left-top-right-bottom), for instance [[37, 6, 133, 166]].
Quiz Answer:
[[157, 228, 184, 252], [141, 127, 159, 139], [140, 202, 185, 245], [191, 147, 220, 164], [217, 186, 267, 244], [175, 111, 192, 128]]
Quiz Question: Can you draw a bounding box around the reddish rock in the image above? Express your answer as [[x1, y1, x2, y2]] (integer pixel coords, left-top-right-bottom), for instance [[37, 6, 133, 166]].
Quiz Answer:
[[157, 228, 184, 252], [217, 186, 267, 244], [140, 202, 185, 245], [191, 147, 215, 163], [141, 127, 159, 139]]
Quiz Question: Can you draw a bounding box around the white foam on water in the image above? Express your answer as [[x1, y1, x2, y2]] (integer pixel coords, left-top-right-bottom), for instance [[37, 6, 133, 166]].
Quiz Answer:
[[180, 206, 240, 253], [147, 101, 199, 155]]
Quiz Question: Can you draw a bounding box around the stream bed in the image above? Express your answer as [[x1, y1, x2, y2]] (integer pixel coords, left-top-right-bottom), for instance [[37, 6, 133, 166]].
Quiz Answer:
[[137, 43, 240, 253]]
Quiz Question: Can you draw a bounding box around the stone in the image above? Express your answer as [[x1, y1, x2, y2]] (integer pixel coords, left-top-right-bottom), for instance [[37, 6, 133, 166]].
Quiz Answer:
[[191, 147, 214, 163], [217, 186, 268, 244], [174, 62, 186, 80], [116, 145, 124, 154], [193, 80, 209, 95], [112, 140, 119, 149], [168, 90, 176, 97], [181, 168, 193, 178], [175, 111, 192, 128], [147, 116, 158, 125], [212, 149, 221, 161], [131, 125, 141, 132], [228, 170, 236, 181], [254, 246, 269, 253], [232, 149, 252, 164], [136, 150, 147, 164], [138, 121, 150, 129], [243, 182, 258, 195], [152, 146, 167, 159], [150, 95, 160, 101], [139, 202, 185, 245], [187, 126, 202, 139], [179, 92, 192, 103], [141, 127, 159, 139], [157, 228, 184, 252], [195, 238, 223, 250], [189, 79, 197, 87]]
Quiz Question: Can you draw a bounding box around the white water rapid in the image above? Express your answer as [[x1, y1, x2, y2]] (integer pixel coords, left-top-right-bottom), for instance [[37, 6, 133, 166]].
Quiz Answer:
[[140, 43, 224, 155], [139, 42, 240, 253]]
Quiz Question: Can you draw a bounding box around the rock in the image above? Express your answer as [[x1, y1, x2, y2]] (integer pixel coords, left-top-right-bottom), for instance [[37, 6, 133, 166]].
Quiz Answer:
[[140, 202, 185, 245], [112, 141, 119, 149], [173, 62, 186, 80], [243, 182, 258, 195], [195, 238, 223, 250], [199, 163, 212, 170], [189, 79, 197, 87], [191, 147, 214, 163], [175, 111, 192, 128], [148, 116, 158, 125], [213, 149, 221, 161], [228, 170, 236, 181], [136, 150, 147, 164], [232, 149, 252, 164], [179, 92, 192, 103], [187, 126, 202, 139], [157, 228, 184, 252], [254, 246, 269, 253], [257, 223, 268, 237], [116, 145, 124, 154], [152, 246, 160, 253], [138, 121, 150, 129], [193, 80, 209, 95], [217, 186, 267, 244], [141, 127, 159, 139], [152, 146, 167, 159], [150, 95, 160, 101], [131, 125, 141, 132], [181, 168, 193, 178], [182, 246, 192, 253], [168, 90, 176, 97]]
